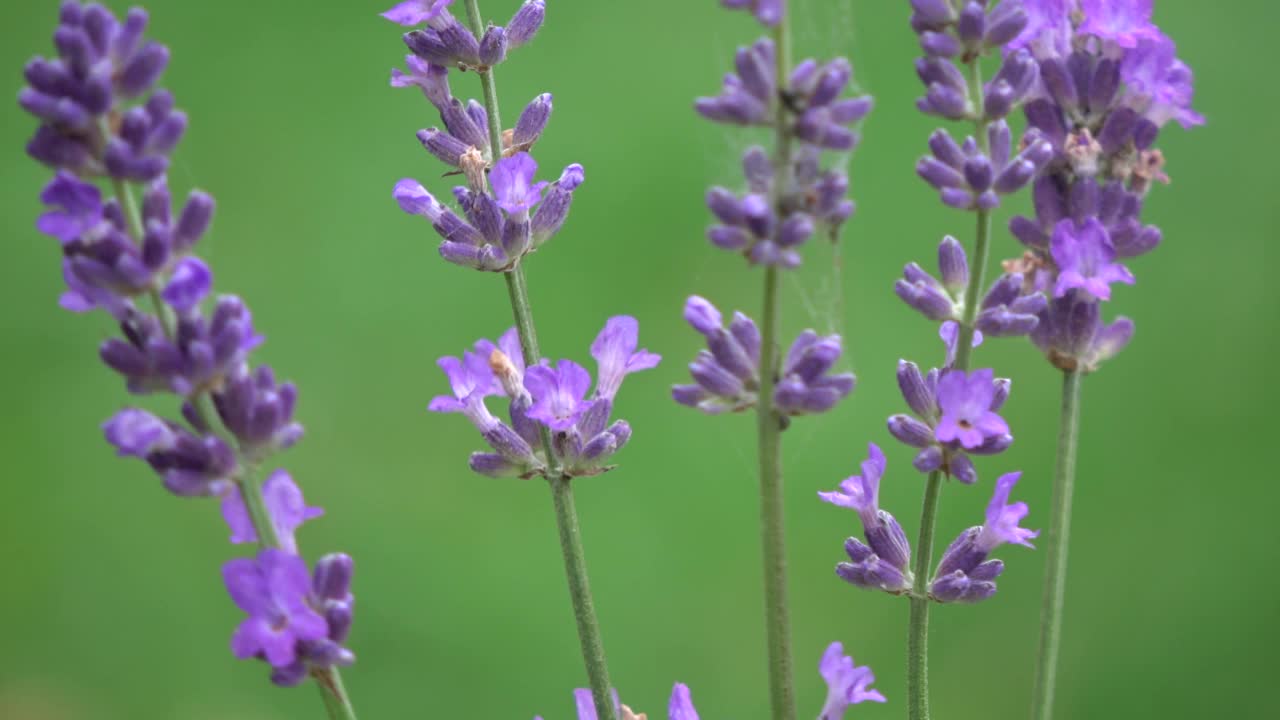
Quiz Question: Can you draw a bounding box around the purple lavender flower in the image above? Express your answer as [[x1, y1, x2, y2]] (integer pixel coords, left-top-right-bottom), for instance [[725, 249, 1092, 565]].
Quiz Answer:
[[104, 407, 239, 496], [819, 641, 886, 719], [774, 331, 855, 416], [820, 444, 913, 593], [270, 553, 358, 687], [1031, 289, 1135, 372], [20, 3, 180, 178], [537, 683, 697, 720], [895, 237, 968, 322], [722, 0, 784, 27], [525, 360, 592, 431], [394, 154, 583, 272], [508, 1, 547, 48], [930, 471, 1038, 603], [1076, 0, 1162, 48], [696, 41, 871, 268], [1050, 217, 1134, 301], [221, 470, 323, 554], [886, 360, 1011, 485], [916, 121, 1053, 210], [224, 548, 329, 668], [935, 368, 1010, 449], [592, 316, 662, 401], [672, 295, 760, 414], [429, 333, 543, 477], [381, 0, 454, 28], [491, 151, 549, 215]]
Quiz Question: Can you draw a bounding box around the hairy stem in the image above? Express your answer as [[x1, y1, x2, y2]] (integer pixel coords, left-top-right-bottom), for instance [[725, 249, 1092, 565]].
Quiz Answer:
[[906, 52, 993, 720], [755, 11, 798, 720], [501, 267, 617, 720], [109, 178, 358, 720], [461, 2, 616, 715], [906, 470, 942, 720], [1031, 369, 1083, 720]]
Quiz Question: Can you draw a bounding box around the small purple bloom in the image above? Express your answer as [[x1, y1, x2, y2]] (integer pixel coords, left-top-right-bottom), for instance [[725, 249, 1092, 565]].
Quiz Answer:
[[773, 331, 855, 416], [1119, 33, 1204, 129], [1077, 0, 1161, 49], [223, 548, 328, 668], [934, 368, 1009, 450], [590, 316, 661, 401], [524, 360, 592, 431], [939, 320, 983, 367], [161, 257, 212, 311], [977, 471, 1039, 551], [668, 683, 700, 720], [221, 470, 324, 555], [1051, 218, 1134, 301], [390, 55, 450, 107], [381, 0, 453, 27], [819, 642, 886, 719], [491, 152, 549, 215], [817, 443, 886, 526], [722, 0, 785, 27], [103, 407, 175, 458], [36, 171, 103, 244]]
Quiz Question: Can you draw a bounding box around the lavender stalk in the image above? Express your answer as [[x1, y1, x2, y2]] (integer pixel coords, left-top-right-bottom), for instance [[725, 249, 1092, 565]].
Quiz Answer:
[[1000, 4, 1203, 717], [383, 2, 624, 717], [21, 3, 359, 716]]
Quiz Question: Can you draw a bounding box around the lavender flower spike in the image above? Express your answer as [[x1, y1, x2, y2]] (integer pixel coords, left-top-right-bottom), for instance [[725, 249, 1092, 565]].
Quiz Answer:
[[672, 295, 760, 414], [929, 471, 1039, 603], [819, 642, 886, 719], [224, 548, 329, 668], [821, 444, 913, 593]]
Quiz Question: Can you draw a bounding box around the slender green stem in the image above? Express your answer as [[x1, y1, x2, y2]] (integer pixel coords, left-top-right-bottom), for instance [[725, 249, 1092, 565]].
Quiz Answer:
[[906, 52, 994, 720], [465, 1, 616, 711], [1031, 369, 1083, 720], [502, 267, 618, 720], [108, 177, 358, 720], [756, 267, 795, 720], [751, 10, 799, 720], [906, 470, 942, 720]]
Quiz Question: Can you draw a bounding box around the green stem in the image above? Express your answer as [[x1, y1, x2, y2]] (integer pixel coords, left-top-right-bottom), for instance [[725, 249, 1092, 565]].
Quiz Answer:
[[906, 51, 993, 720], [1031, 369, 1083, 720], [756, 267, 795, 720], [502, 267, 617, 720], [466, 0, 616, 708], [108, 177, 357, 720], [753, 10, 798, 720], [906, 470, 942, 720]]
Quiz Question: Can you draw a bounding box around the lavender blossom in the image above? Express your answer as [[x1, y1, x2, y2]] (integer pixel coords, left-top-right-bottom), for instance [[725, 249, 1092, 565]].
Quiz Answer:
[[819, 641, 886, 719], [929, 471, 1038, 603], [395, 153, 583, 271], [224, 549, 357, 685], [820, 444, 913, 593], [1002, 1, 1201, 370], [538, 684, 698, 720], [721, 0, 784, 27], [673, 296, 852, 417], [23, 3, 357, 697], [886, 360, 1012, 485], [696, 40, 872, 267], [915, 121, 1053, 211], [434, 319, 657, 478]]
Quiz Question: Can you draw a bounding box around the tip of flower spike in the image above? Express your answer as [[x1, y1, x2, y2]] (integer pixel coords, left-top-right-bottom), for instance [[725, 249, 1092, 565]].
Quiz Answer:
[[559, 163, 585, 190]]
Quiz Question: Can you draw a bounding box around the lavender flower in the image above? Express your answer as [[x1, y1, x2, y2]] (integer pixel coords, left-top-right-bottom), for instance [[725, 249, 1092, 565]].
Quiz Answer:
[[696, 40, 872, 267], [395, 154, 583, 272], [721, 0, 784, 27], [224, 549, 357, 685], [20, 3, 179, 178], [673, 296, 852, 417], [538, 684, 698, 720], [381, 0, 454, 28], [820, 444, 913, 593], [819, 641, 886, 719], [886, 360, 1012, 485], [915, 122, 1053, 211], [1003, 1, 1201, 370], [930, 471, 1038, 603], [434, 319, 657, 478], [23, 3, 357, 696]]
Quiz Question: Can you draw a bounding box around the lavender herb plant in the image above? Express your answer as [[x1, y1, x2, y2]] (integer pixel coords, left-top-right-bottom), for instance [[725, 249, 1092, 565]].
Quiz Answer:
[[19, 2, 358, 717], [677, 2, 875, 718], [999, 2, 1203, 718]]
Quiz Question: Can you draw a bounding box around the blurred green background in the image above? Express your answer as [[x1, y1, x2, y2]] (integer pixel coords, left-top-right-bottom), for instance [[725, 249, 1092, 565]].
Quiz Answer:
[[1, 1, 1274, 718]]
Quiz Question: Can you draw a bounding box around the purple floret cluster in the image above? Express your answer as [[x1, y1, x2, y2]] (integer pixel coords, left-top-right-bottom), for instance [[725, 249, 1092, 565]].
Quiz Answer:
[[20, 1, 356, 688]]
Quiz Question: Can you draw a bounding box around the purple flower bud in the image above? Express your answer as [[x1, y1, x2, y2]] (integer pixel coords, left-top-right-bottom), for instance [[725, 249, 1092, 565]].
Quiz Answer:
[[512, 93, 552, 149], [913, 445, 944, 473], [910, 0, 956, 27], [920, 31, 960, 58], [507, 1, 545, 48], [984, 1, 1027, 47], [118, 42, 169, 98], [895, 264, 956, 321], [888, 414, 934, 448], [937, 235, 968, 293], [530, 163, 585, 246], [956, 2, 986, 47], [478, 25, 507, 66], [162, 257, 212, 311], [896, 360, 937, 418]]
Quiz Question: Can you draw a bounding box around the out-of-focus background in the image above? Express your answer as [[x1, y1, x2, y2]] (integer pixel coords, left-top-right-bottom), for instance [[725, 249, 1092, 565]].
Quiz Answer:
[[1, 1, 1274, 718]]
